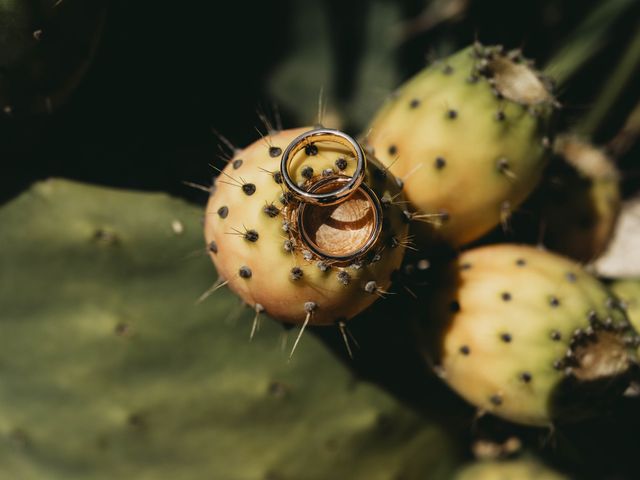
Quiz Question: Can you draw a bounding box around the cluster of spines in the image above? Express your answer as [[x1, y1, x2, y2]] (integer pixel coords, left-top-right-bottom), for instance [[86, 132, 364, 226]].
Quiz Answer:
[[468, 43, 559, 110]]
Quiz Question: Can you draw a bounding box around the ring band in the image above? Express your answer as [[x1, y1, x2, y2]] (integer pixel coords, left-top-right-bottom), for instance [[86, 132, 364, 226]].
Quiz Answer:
[[297, 176, 383, 262], [280, 128, 366, 206]]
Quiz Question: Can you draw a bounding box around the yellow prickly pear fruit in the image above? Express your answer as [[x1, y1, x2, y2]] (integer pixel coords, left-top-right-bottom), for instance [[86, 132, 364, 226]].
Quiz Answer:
[[366, 44, 556, 247], [204, 127, 409, 327]]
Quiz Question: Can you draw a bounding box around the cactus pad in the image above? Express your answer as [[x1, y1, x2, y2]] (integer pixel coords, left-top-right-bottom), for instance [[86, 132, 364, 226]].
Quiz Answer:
[[0, 179, 458, 479]]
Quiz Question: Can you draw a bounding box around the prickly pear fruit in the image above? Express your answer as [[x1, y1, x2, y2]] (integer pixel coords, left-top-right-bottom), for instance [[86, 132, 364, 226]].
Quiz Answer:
[[204, 127, 409, 326], [538, 135, 621, 262], [611, 279, 640, 333], [420, 244, 638, 427], [0, 0, 106, 115], [454, 457, 568, 480], [366, 44, 556, 247]]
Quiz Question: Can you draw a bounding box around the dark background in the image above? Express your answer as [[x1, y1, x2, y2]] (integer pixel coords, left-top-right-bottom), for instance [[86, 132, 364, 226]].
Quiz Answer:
[[2, 0, 640, 207]]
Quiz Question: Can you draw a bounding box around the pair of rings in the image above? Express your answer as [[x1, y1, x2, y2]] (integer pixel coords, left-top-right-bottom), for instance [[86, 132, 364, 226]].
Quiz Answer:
[[280, 128, 383, 263]]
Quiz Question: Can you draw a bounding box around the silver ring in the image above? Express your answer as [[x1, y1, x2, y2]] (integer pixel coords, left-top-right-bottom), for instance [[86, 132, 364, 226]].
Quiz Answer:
[[280, 128, 366, 206], [296, 176, 383, 262]]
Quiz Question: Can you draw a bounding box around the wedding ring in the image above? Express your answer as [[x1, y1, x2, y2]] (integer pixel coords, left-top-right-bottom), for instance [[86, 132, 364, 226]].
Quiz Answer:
[[296, 176, 383, 262], [280, 128, 366, 206]]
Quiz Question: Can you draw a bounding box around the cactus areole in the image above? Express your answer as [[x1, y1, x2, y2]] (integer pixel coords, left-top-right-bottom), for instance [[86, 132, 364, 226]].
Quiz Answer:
[[366, 43, 557, 247], [204, 127, 408, 326]]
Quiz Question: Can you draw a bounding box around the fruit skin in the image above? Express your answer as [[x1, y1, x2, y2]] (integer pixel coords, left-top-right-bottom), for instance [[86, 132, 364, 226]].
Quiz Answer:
[[611, 279, 640, 333], [454, 457, 568, 480], [531, 135, 621, 262], [366, 44, 555, 247], [0, 0, 106, 115], [204, 127, 409, 326], [0, 179, 460, 480], [420, 244, 638, 427]]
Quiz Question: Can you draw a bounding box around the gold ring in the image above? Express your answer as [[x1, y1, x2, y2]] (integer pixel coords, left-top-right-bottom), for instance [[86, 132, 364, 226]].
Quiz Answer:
[[280, 128, 366, 206], [295, 176, 383, 263]]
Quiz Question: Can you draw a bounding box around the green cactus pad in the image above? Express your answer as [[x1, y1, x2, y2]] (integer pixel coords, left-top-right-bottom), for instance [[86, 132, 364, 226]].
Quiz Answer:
[[0, 179, 458, 480], [419, 244, 638, 427], [366, 44, 555, 247]]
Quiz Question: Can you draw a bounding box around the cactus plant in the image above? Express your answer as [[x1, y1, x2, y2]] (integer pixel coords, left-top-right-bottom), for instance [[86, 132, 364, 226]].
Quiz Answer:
[[204, 127, 409, 326], [365, 44, 556, 247], [419, 244, 638, 427], [0, 179, 459, 479], [4, 1, 640, 478]]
